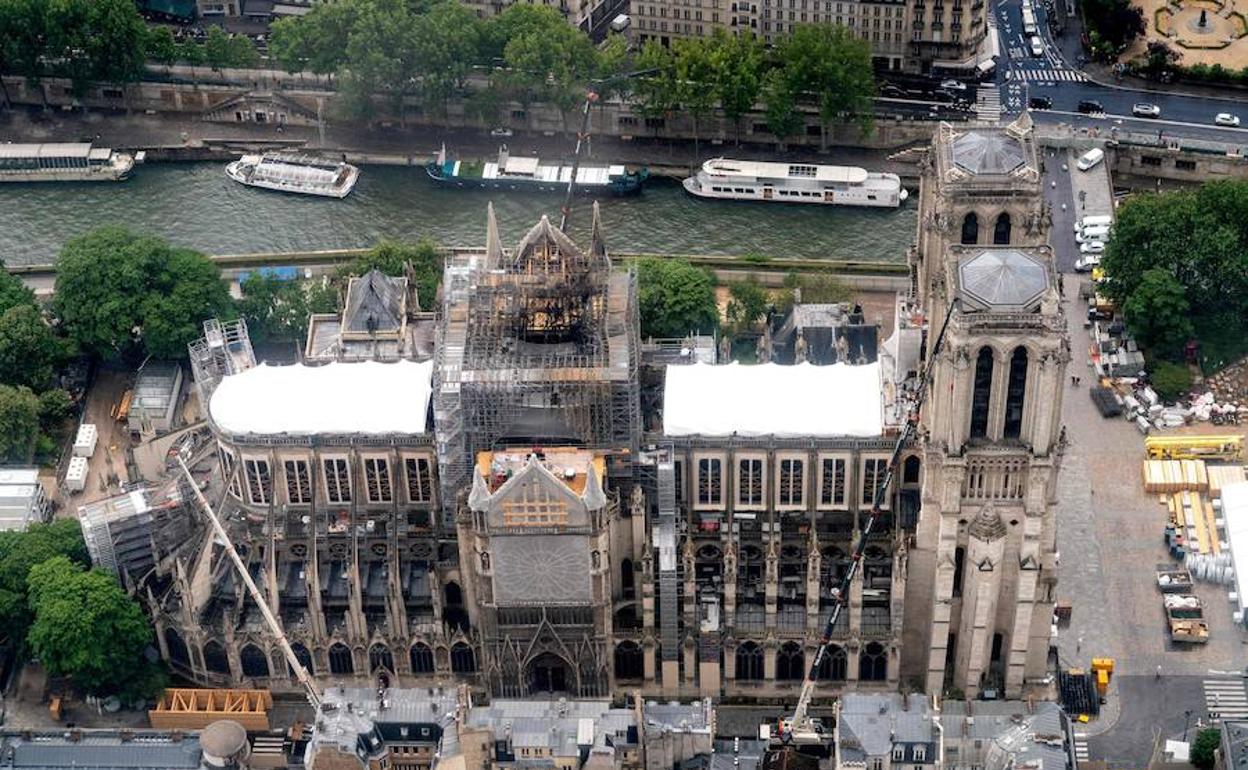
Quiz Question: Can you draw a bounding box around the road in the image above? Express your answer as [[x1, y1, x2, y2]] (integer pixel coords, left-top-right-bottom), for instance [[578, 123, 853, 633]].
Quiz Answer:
[[985, 0, 1248, 145]]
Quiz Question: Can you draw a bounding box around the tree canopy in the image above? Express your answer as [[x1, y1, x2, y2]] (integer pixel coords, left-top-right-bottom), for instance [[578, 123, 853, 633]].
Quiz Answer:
[[1191, 727, 1221, 770], [1083, 0, 1145, 59], [238, 273, 339, 345], [772, 24, 875, 139], [53, 227, 234, 361], [1101, 180, 1248, 367], [0, 305, 69, 392], [636, 258, 719, 339], [0, 262, 35, 316], [27, 557, 154, 696], [0, 384, 39, 463], [726, 278, 768, 332], [0, 519, 88, 648], [0, 0, 148, 88]]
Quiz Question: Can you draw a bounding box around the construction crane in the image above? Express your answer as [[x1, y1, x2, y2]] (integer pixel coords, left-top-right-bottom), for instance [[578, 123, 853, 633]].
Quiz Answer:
[[177, 456, 322, 709], [773, 299, 959, 748], [558, 67, 661, 233]]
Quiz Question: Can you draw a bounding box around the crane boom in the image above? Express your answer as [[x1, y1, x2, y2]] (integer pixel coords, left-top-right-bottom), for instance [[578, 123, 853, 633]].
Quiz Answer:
[[177, 456, 322, 708], [780, 299, 958, 744]]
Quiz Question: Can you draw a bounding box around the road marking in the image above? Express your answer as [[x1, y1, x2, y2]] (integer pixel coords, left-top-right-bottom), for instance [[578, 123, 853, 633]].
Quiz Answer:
[[1042, 109, 1248, 135], [1204, 679, 1248, 721], [1073, 732, 1090, 763]]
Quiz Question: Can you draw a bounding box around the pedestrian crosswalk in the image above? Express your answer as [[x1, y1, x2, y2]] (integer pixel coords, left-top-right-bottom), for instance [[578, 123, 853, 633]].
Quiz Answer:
[[976, 85, 1002, 123], [1204, 678, 1248, 720], [1012, 67, 1087, 82], [1073, 732, 1090, 765]]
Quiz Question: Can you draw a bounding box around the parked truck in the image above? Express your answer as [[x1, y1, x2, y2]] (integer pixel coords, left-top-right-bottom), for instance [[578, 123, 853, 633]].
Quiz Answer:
[[1156, 563, 1195, 593], [1163, 593, 1209, 644]]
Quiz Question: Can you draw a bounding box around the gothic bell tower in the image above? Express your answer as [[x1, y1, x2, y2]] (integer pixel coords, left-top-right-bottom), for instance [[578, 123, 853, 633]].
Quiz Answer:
[[901, 115, 1069, 699]]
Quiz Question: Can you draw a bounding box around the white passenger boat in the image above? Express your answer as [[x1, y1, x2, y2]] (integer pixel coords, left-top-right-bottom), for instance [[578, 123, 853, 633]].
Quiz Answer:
[[0, 142, 139, 183], [682, 158, 907, 208], [226, 152, 359, 198]]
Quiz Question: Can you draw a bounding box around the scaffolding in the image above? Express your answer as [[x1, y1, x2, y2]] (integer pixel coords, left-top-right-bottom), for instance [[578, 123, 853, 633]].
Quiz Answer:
[[434, 205, 641, 522], [188, 318, 256, 406]]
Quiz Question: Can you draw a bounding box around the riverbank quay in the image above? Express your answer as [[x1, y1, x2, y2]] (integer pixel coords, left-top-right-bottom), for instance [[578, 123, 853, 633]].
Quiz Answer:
[[9, 247, 909, 299], [0, 106, 925, 182]]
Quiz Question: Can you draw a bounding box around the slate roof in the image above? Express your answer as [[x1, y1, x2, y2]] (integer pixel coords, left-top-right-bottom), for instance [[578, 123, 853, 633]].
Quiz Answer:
[[958, 250, 1049, 311], [343, 269, 406, 335], [1223, 721, 1248, 770], [952, 131, 1027, 176], [0, 731, 202, 769], [838, 694, 938, 761], [940, 701, 1070, 770]]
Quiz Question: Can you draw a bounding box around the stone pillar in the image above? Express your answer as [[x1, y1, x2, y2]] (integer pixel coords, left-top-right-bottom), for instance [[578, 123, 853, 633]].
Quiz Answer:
[[987, 347, 1010, 441], [957, 506, 1007, 697], [764, 538, 778, 628], [924, 510, 959, 695]]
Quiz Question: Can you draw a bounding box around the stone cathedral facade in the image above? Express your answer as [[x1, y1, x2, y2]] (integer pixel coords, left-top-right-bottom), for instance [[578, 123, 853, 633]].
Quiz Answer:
[[135, 116, 1063, 704]]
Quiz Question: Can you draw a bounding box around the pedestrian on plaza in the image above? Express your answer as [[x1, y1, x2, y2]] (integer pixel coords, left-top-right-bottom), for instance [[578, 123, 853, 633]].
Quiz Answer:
[[1156, 665, 1162, 680], [1076, 636, 1083, 654]]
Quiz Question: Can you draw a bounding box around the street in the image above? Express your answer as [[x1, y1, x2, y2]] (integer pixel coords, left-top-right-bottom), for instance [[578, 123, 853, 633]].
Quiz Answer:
[[986, 0, 1248, 145]]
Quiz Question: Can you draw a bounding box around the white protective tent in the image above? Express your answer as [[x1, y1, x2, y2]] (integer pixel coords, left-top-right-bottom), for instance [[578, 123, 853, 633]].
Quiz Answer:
[[663, 361, 884, 438], [209, 360, 433, 436], [1222, 481, 1248, 621]]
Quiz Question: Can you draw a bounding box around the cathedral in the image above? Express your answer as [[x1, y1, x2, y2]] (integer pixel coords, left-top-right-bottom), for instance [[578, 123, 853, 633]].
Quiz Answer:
[[138, 114, 1065, 704]]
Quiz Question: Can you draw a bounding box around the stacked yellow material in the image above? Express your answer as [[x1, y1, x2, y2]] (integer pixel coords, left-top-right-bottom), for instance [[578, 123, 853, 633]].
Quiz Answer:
[[1167, 490, 1221, 555], [1143, 460, 1209, 493], [1206, 464, 1246, 499]]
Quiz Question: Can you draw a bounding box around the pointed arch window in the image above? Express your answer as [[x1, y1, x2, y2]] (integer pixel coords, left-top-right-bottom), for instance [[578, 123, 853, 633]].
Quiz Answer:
[[961, 212, 979, 245], [1003, 346, 1028, 439], [970, 347, 994, 439], [993, 212, 1011, 245]]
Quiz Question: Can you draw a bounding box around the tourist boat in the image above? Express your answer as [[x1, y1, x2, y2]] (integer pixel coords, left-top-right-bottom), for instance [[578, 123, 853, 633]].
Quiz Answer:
[[682, 158, 908, 208], [225, 152, 359, 198], [0, 142, 140, 183], [425, 144, 648, 196]]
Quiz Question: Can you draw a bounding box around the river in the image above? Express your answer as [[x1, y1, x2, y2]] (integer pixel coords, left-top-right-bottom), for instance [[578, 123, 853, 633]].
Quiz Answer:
[[0, 162, 916, 265]]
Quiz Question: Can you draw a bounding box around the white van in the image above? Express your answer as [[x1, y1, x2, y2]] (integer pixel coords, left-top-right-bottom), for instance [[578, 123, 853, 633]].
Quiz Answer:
[[1077, 148, 1105, 171], [1076, 224, 1110, 243], [610, 13, 631, 31], [1075, 214, 1113, 232], [1029, 36, 1044, 57]]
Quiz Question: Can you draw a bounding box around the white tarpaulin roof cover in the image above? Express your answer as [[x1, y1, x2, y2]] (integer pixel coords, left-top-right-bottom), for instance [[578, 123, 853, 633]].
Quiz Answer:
[[1221, 481, 1248, 615], [210, 360, 433, 436], [663, 361, 883, 437]]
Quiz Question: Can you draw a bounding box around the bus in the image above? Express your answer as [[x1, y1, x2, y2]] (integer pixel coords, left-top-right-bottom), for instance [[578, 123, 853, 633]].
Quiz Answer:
[[1022, 7, 1038, 35], [1145, 435, 1244, 462]]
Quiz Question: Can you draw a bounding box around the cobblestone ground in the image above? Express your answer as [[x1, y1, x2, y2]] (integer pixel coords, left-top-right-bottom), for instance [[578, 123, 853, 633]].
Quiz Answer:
[[1055, 279, 1247, 678]]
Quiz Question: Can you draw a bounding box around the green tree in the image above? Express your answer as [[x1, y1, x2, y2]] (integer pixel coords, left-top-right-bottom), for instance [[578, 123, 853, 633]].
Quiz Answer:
[[711, 30, 764, 145], [238, 273, 339, 344], [145, 26, 179, 66], [0, 0, 48, 90], [673, 36, 717, 155], [1191, 727, 1221, 770], [1082, 0, 1145, 58], [0, 305, 68, 392], [269, 3, 361, 75], [1122, 268, 1193, 356], [0, 519, 88, 647], [500, 7, 599, 131], [340, 240, 442, 311], [0, 384, 38, 463], [636, 258, 718, 339], [177, 39, 206, 68], [726, 278, 768, 332], [774, 24, 875, 144], [343, 0, 421, 122], [0, 260, 35, 315], [762, 69, 801, 149], [204, 26, 233, 71], [1149, 360, 1193, 402], [27, 557, 154, 696], [1141, 40, 1178, 79], [633, 40, 678, 137], [36, 388, 73, 433], [42, 0, 148, 91], [226, 34, 259, 68], [411, 1, 481, 115], [54, 227, 234, 361]]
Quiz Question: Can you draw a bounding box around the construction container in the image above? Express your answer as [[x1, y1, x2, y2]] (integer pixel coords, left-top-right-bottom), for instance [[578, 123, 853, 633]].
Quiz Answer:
[[65, 456, 88, 493], [72, 423, 97, 458]]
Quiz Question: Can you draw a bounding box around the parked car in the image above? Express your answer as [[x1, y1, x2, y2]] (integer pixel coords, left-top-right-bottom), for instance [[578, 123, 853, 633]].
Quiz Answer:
[[490, 127, 514, 138], [940, 79, 968, 92], [1076, 147, 1105, 171], [1075, 214, 1113, 232], [1079, 241, 1105, 255], [1076, 224, 1110, 243], [1075, 255, 1101, 272], [1078, 100, 1105, 115], [1215, 113, 1241, 127], [1132, 103, 1161, 118], [1028, 95, 1053, 110]]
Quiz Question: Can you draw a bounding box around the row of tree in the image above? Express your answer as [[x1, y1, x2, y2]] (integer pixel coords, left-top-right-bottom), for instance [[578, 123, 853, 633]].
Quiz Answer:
[[1080, 0, 1145, 61], [269, 0, 876, 138], [0, 0, 260, 96]]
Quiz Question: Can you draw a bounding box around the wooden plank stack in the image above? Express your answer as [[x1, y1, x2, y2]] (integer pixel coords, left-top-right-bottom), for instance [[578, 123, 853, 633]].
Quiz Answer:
[[1206, 464, 1246, 499], [1143, 460, 1209, 494], [1167, 490, 1221, 556]]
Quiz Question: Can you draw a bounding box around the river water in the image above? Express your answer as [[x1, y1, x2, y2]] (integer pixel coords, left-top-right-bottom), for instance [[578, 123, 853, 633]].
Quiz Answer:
[[0, 162, 916, 264]]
